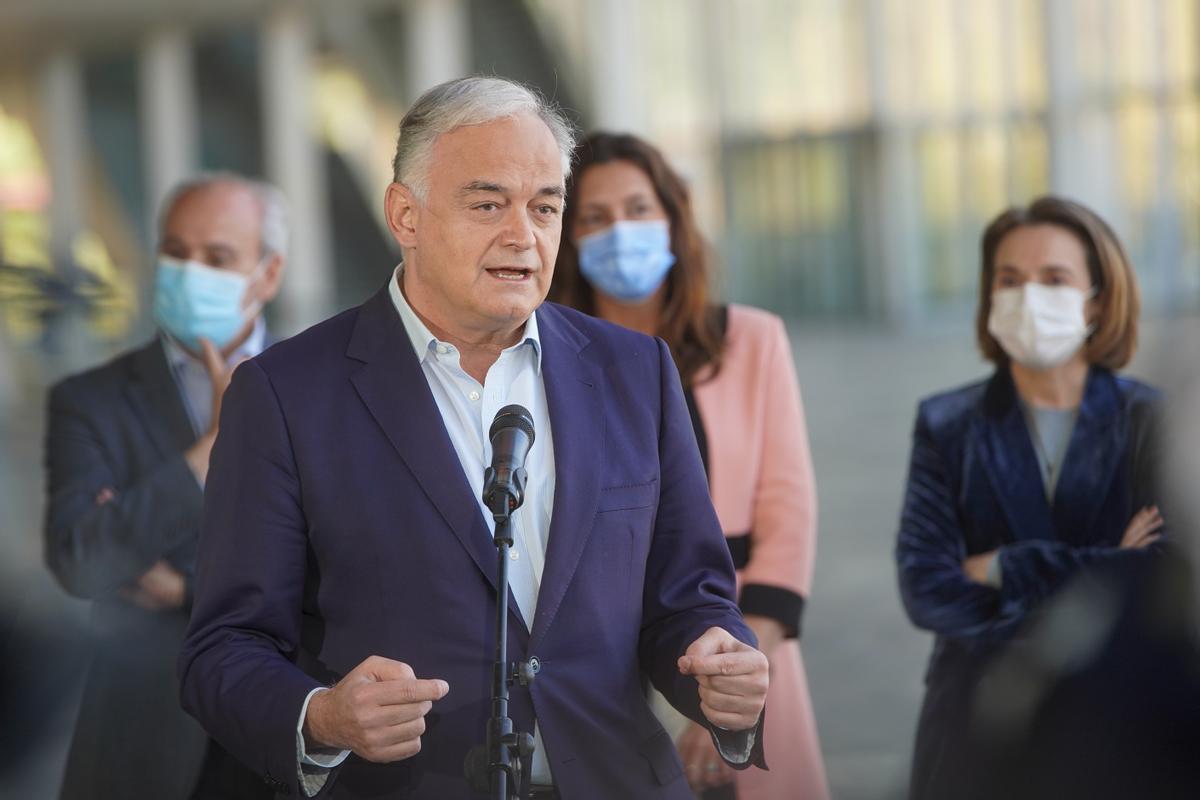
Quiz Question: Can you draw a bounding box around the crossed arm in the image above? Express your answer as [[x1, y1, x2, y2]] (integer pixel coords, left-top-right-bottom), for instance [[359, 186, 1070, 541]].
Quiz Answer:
[[897, 411, 1160, 642]]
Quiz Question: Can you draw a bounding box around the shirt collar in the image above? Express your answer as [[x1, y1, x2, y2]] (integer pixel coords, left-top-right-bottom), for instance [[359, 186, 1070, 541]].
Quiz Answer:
[[387, 263, 543, 374], [161, 315, 267, 370]]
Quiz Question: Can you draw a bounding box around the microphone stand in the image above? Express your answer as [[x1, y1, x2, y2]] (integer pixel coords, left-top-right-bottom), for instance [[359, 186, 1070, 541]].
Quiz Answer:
[[472, 467, 536, 800]]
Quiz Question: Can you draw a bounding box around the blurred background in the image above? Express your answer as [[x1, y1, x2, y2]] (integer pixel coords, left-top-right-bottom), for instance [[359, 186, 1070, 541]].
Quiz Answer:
[[0, 1, 1197, 798]]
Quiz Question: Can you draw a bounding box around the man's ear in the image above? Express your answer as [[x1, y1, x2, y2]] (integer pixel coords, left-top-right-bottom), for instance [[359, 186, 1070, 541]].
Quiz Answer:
[[385, 182, 420, 248], [255, 252, 285, 304]]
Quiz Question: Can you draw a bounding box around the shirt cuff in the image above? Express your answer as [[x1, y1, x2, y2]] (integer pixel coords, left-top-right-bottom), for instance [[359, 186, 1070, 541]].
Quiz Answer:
[[709, 723, 757, 765], [296, 687, 351, 796], [986, 551, 1004, 588]]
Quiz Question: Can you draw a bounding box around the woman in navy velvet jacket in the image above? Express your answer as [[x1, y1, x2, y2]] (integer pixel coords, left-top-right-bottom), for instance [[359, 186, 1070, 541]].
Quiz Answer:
[[896, 196, 1164, 799]]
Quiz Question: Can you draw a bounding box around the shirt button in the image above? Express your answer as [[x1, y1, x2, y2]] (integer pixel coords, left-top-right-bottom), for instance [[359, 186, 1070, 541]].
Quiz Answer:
[[469, 390, 480, 402], [510, 549, 520, 561]]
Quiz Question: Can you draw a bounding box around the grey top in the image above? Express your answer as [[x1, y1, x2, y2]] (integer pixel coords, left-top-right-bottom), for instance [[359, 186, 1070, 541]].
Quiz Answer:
[[1021, 402, 1080, 502]]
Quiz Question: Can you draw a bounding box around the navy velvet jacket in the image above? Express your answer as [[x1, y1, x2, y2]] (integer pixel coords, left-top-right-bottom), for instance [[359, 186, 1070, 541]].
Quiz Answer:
[[898, 366, 1162, 645], [896, 366, 1163, 797]]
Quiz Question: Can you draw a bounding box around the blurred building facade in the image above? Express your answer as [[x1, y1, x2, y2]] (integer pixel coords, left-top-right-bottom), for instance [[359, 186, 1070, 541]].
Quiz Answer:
[[534, 0, 1200, 322], [1, 0, 1197, 366], [0, 0, 1197, 369], [0, 4, 1196, 798], [1, 0, 507, 372]]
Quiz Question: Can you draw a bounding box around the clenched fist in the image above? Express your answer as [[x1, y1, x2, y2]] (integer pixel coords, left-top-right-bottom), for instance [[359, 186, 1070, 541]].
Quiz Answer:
[[678, 627, 768, 732], [303, 655, 449, 763]]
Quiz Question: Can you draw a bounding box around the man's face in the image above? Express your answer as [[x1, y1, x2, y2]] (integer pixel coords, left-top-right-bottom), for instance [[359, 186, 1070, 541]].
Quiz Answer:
[[387, 112, 565, 337], [159, 181, 283, 309]]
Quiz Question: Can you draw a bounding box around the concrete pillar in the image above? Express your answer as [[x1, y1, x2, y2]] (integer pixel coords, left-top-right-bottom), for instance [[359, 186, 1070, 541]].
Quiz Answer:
[[261, 3, 334, 333], [1147, 0, 1182, 310], [138, 27, 197, 318], [38, 48, 99, 365], [139, 27, 197, 234], [404, 0, 471, 101], [1043, 0, 1121, 221], [863, 0, 923, 325], [39, 49, 87, 274], [584, 0, 646, 132]]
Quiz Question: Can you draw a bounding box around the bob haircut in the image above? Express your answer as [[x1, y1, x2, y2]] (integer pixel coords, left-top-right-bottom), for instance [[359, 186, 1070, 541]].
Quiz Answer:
[[550, 131, 725, 386], [976, 195, 1140, 370]]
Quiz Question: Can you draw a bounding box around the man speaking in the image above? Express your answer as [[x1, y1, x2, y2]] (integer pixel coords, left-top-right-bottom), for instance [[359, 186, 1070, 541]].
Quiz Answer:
[[179, 76, 768, 799]]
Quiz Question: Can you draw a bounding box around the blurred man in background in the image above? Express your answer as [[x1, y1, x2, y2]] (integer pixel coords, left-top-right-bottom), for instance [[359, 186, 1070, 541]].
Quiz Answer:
[[43, 172, 287, 800]]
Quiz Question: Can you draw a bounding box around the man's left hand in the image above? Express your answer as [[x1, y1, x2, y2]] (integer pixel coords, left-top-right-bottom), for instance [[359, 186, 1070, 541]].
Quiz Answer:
[[677, 626, 768, 731]]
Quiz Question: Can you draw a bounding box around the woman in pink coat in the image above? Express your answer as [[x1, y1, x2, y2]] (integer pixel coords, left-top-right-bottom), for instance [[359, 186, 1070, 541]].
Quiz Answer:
[[550, 132, 829, 800]]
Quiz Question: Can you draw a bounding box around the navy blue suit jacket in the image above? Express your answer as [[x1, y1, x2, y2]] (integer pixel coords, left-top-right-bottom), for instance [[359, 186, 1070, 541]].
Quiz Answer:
[[46, 338, 271, 800], [896, 366, 1162, 799], [179, 286, 760, 799]]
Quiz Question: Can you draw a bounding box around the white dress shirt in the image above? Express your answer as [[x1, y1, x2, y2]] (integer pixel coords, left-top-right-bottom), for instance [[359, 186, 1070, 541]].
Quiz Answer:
[[162, 316, 267, 437]]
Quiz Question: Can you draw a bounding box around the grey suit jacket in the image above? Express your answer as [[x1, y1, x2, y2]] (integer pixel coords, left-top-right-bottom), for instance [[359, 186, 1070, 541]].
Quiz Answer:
[[44, 338, 259, 799]]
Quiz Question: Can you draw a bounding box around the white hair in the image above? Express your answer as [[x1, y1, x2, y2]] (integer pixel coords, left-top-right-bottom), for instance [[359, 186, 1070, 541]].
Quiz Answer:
[[158, 171, 289, 258], [392, 76, 577, 199]]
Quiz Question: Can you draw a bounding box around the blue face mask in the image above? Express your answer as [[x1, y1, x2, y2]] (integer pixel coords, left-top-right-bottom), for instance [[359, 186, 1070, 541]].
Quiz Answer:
[[153, 257, 261, 351], [576, 220, 676, 302]]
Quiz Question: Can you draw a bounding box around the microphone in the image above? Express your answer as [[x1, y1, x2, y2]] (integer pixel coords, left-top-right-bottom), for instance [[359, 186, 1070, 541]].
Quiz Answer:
[[483, 404, 535, 518]]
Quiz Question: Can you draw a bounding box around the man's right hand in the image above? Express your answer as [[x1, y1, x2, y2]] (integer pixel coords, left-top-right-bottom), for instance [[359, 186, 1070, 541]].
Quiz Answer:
[[303, 656, 450, 763], [184, 337, 247, 485]]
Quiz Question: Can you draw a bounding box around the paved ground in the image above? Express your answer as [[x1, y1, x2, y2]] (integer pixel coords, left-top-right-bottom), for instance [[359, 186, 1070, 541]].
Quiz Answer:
[[1, 338, 100, 799], [790, 319, 984, 799], [2, 313, 1196, 798]]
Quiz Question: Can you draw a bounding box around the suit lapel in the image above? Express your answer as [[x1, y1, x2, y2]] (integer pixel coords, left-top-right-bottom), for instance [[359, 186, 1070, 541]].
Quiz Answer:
[[973, 370, 1059, 542], [125, 339, 198, 457], [1051, 368, 1125, 544], [346, 286, 525, 625], [529, 305, 604, 650]]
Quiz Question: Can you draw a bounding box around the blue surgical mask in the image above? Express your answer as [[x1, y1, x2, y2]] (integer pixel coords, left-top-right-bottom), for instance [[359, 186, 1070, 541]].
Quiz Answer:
[[153, 257, 261, 351], [577, 220, 676, 302]]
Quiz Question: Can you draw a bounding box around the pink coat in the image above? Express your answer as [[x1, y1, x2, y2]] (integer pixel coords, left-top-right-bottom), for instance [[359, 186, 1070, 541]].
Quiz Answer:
[[692, 304, 829, 800]]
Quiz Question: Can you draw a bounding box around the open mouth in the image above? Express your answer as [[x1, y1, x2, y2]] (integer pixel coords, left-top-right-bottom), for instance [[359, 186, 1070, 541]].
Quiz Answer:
[[485, 267, 534, 282]]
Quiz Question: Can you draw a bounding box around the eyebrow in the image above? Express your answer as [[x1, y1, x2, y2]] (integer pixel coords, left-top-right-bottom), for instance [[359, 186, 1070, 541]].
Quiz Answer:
[[459, 181, 506, 196], [160, 235, 239, 256], [995, 263, 1074, 274], [457, 181, 565, 199], [579, 189, 653, 209]]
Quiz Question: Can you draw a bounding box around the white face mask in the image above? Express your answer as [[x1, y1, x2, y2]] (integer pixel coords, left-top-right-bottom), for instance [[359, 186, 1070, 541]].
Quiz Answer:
[[987, 283, 1092, 370]]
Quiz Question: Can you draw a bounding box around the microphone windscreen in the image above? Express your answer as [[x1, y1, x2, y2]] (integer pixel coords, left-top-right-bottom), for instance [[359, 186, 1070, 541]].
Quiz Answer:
[[489, 404, 535, 444]]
